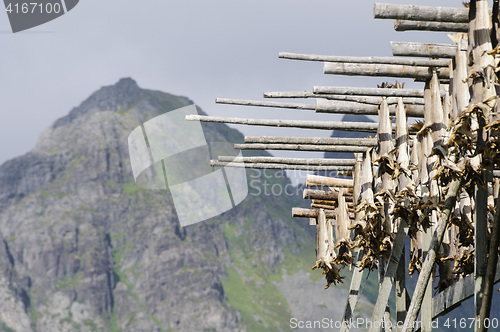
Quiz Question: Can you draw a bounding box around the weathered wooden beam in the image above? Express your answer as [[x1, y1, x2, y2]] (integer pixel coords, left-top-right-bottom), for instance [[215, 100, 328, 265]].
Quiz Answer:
[[391, 41, 457, 58], [186, 115, 387, 133], [244, 136, 377, 146], [340, 249, 365, 332], [324, 62, 450, 80], [306, 175, 354, 188], [394, 20, 468, 32], [233, 143, 370, 153], [316, 99, 424, 117], [303, 189, 354, 201], [314, 86, 429, 98], [402, 179, 461, 332], [264, 91, 426, 106], [373, 3, 468, 23], [215, 98, 315, 110], [278, 52, 450, 67], [293, 207, 336, 219], [210, 161, 353, 172], [432, 261, 500, 319], [217, 156, 356, 166]]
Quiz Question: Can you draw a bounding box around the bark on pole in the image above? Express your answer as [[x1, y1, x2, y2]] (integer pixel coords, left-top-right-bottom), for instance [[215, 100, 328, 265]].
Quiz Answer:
[[402, 179, 462, 332], [391, 41, 457, 58], [210, 161, 353, 172]]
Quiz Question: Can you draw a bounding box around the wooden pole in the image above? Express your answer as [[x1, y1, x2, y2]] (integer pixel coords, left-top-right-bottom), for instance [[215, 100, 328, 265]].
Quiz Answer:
[[244, 136, 377, 146], [373, 3, 469, 23], [233, 143, 370, 153], [394, 20, 468, 33], [217, 156, 356, 166], [278, 52, 450, 67], [316, 99, 424, 117], [264, 91, 426, 106], [210, 161, 353, 172], [324, 62, 450, 80], [313, 86, 432, 98], [391, 41, 457, 58], [304, 189, 354, 201], [306, 175, 354, 188], [402, 179, 461, 332], [215, 98, 315, 110], [293, 208, 336, 219], [185, 115, 389, 133]]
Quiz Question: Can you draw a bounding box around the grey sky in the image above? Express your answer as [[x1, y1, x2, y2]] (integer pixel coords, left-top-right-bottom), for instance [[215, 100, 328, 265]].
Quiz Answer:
[[0, 0, 460, 169]]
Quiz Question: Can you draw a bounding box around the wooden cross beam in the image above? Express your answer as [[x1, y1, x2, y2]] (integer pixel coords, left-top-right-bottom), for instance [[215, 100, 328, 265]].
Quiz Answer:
[[394, 20, 468, 33], [233, 143, 370, 153], [244, 136, 377, 146], [210, 161, 353, 172], [313, 86, 441, 98], [278, 52, 450, 67], [186, 114, 404, 133], [391, 41, 457, 58], [216, 156, 356, 166], [324, 62, 450, 80], [373, 3, 468, 23]]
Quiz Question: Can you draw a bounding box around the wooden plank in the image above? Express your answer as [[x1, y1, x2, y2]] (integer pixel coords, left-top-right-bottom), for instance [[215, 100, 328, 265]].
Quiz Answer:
[[233, 143, 370, 153], [432, 261, 500, 319], [313, 86, 431, 98], [394, 20, 468, 33], [244, 136, 377, 146], [210, 161, 353, 172], [278, 52, 450, 67], [185, 114, 387, 132], [324, 62, 450, 80], [391, 41, 457, 58], [306, 175, 354, 188], [217, 156, 356, 166], [373, 3, 468, 23]]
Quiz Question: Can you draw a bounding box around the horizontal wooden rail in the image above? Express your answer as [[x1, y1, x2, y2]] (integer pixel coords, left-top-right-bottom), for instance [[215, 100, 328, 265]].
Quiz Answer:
[[234, 143, 370, 153], [210, 161, 353, 172], [217, 156, 356, 166], [292, 207, 336, 219], [278, 52, 450, 67], [324, 62, 450, 80], [316, 99, 424, 117], [373, 3, 468, 23], [244, 136, 377, 146], [391, 41, 457, 58], [215, 98, 315, 110], [306, 174, 354, 188], [264, 91, 426, 106], [303, 189, 353, 201], [313, 86, 431, 98], [185, 115, 389, 133], [394, 20, 468, 33]]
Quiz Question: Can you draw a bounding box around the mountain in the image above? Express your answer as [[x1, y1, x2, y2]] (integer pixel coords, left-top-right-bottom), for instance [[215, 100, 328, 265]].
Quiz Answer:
[[0, 78, 372, 332]]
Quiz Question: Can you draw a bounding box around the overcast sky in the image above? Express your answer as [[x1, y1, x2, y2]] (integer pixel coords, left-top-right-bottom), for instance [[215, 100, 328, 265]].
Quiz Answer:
[[0, 0, 461, 169]]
